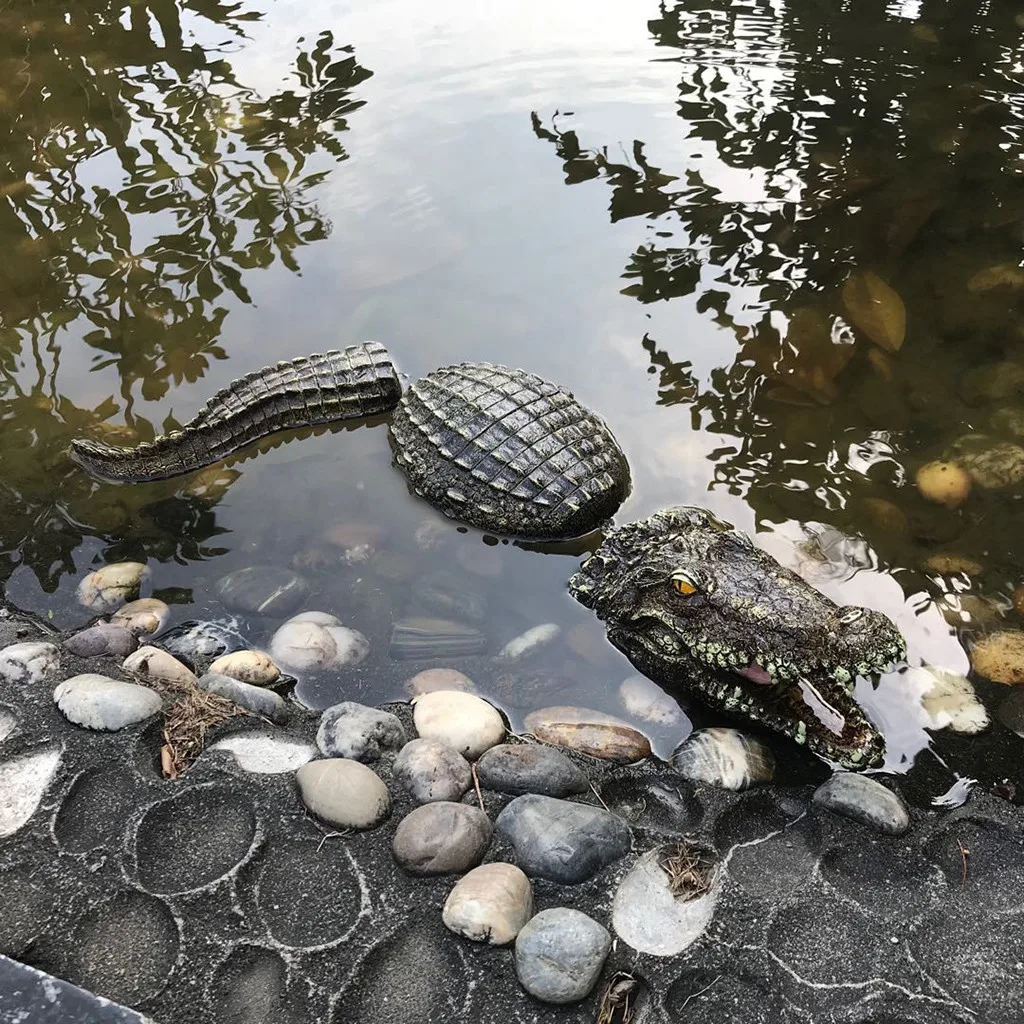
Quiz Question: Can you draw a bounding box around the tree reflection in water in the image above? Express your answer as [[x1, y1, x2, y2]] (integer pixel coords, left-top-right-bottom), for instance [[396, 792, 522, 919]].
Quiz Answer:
[[534, 0, 1024, 606], [0, 0, 371, 589]]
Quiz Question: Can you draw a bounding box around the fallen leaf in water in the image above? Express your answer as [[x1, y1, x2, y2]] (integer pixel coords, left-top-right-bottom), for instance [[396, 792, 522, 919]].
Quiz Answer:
[[911, 23, 939, 43], [841, 269, 906, 351], [867, 347, 896, 380], [967, 263, 1024, 293]]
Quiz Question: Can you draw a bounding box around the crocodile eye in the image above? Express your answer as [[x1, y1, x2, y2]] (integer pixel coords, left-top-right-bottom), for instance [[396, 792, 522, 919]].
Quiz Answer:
[[838, 606, 865, 625], [671, 573, 699, 596]]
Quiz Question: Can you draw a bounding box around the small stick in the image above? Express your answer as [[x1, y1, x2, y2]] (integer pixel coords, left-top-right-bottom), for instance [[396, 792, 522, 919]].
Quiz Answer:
[[679, 974, 722, 1011], [957, 836, 969, 889], [589, 781, 610, 812], [472, 762, 485, 812]]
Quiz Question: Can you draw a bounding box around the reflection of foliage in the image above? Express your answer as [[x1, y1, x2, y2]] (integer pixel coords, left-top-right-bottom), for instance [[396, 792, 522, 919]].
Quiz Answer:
[[0, 0, 372, 589], [533, 0, 1024, 589]]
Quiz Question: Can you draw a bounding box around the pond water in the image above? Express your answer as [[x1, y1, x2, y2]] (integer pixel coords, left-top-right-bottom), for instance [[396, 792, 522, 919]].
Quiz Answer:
[[2, 0, 1024, 799]]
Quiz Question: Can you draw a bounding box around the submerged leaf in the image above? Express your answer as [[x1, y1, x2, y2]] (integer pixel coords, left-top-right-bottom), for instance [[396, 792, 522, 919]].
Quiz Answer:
[[841, 269, 906, 352], [967, 263, 1024, 293]]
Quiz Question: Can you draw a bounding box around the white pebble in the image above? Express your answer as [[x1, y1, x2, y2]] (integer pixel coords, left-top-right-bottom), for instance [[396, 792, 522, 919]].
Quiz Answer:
[[619, 675, 682, 726], [54, 675, 162, 731], [499, 624, 561, 661], [77, 561, 150, 612], [123, 646, 197, 688], [270, 612, 369, 672], [412, 690, 505, 760], [111, 598, 170, 637], [0, 642, 59, 686], [208, 650, 280, 686]]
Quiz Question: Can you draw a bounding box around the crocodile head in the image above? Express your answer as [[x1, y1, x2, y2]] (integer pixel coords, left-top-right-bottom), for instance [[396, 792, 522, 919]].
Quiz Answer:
[[568, 506, 906, 768]]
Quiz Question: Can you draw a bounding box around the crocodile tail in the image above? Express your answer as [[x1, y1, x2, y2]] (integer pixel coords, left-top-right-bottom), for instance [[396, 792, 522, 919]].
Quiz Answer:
[[69, 342, 402, 483]]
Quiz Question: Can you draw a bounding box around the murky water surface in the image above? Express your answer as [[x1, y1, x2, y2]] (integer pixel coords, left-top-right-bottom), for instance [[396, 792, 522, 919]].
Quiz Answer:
[[3, 0, 1024, 797]]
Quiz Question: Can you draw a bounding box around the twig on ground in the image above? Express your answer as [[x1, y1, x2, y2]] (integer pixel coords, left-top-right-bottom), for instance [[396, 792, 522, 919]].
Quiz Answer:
[[589, 781, 610, 812], [658, 841, 716, 901], [472, 762, 485, 812], [957, 836, 970, 889], [678, 974, 722, 1011]]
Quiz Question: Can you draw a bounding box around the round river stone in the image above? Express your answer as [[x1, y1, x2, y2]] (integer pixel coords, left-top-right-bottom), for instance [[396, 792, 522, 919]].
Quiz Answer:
[[515, 908, 611, 1004], [317, 702, 406, 762], [442, 863, 533, 945], [392, 738, 472, 804], [295, 758, 390, 830], [476, 743, 588, 798], [392, 802, 492, 876]]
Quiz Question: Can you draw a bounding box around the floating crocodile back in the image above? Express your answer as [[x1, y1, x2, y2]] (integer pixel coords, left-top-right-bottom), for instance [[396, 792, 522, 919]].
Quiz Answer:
[[69, 344, 401, 482], [389, 362, 630, 538]]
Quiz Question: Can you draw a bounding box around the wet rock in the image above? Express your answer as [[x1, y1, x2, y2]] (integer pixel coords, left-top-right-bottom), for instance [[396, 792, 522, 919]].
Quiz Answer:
[[670, 728, 775, 790], [498, 624, 561, 661], [123, 646, 197, 688], [110, 598, 170, 637], [946, 435, 1024, 489], [0, 642, 59, 686], [612, 844, 720, 956], [414, 518, 450, 551], [54, 674, 162, 731], [619, 676, 682, 726], [412, 690, 505, 759], [406, 667, 475, 696], [813, 773, 910, 834], [922, 553, 984, 577], [64, 622, 138, 659], [915, 666, 989, 733], [215, 566, 309, 617], [937, 592, 1006, 631], [322, 522, 386, 564], [442, 863, 533, 945], [524, 706, 652, 763], [496, 794, 631, 884], [270, 612, 369, 673], [316, 702, 406, 761], [77, 561, 151, 613], [389, 617, 487, 660], [410, 570, 486, 623], [514, 908, 611, 1004], [158, 619, 247, 667], [198, 673, 287, 723], [392, 738, 472, 804], [208, 732, 317, 774], [971, 630, 1024, 685], [392, 802, 492, 876], [914, 461, 971, 509], [295, 758, 391, 830], [476, 743, 588, 798], [456, 542, 503, 578], [565, 620, 618, 668], [490, 671, 578, 711], [0, 746, 62, 837], [208, 650, 280, 686]]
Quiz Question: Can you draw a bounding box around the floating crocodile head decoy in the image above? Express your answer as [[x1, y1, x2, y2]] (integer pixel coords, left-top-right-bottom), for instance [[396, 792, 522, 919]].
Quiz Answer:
[[569, 506, 906, 768], [69, 344, 905, 766]]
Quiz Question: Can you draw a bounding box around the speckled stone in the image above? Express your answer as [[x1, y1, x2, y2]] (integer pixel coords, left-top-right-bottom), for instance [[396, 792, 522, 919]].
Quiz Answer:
[[0, 642, 59, 686], [295, 758, 390, 830], [442, 863, 533, 945], [270, 612, 369, 673], [158, 619, 247, 667], [198, 673, 287, 723], [669, 728, 775, 790], [215, 566, 309, 617], [412, 690, 505, 759], [123, 646, 197, 688], [208, 650, 280, 686], [392, 738, 472, 804], [514, 908, 611, 1004], [496, 794, 632, 884], [77, 561, 150, 613], [476, 744, 588, 798], [316, 702, 406, 762], [54, 675, 162, 731], [392, 802, 492, 876], [524, 706, 652, 763], [813, 773, 910, 835], [64, 622, 138, 659], [110, 598, 170, 637]]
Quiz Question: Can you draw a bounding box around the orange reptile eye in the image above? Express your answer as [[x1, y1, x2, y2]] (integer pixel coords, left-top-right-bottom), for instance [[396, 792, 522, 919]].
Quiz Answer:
[[672, 574, 698, 596]]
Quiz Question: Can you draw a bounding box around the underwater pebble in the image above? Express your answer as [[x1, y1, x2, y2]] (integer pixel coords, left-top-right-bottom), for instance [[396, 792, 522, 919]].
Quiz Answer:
[[389, 617, 487, 660], [456, 542, 503, 578], [323, 522, 386, 564], [54, 674, 162, 731], [0, 642, 59, 686], [392, 738, 472, 804], [316, 702, 406, 762], [947, 435, 1024, 489], [498, 624, 561, 661], [208, 732, 317, 774], [77, 561, 151, 613], [406, 667, 475, 696], [937, 593, 1006, 631], [619, 676, 682, 727], [412, 690, 505, 760], [996, 688, 1024, 740], [64, 622, 138, 659], [414, 518, 450, 551], [215, 566, 309, 617], [611, 845, 720, 956], [970, 630, 1024, 685], [123, 646, 197, 688], [813, 773, 909, 834], [524, 706, 652, 763], [922, 553, 984, 577], [410, 570, 486, 623], [392, 802, 492, 876], [295, 758, 391, 830], [0, 746, 62, 838], [515, 908, 611, 1005], [198, 672, 287, 724], [158, 619, 247, 666], [208, 650, 280, 686], [913, 666, 989, 734], [476, 743, 588, 798], [270, 612, 369, 673], [496, 794, 632, 885], [442, 863, 533, 945], [110, 598, 170, 637], [669, 728, 774, 791], [564, 621, 617, 668], [914, 461, 971, 509]]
